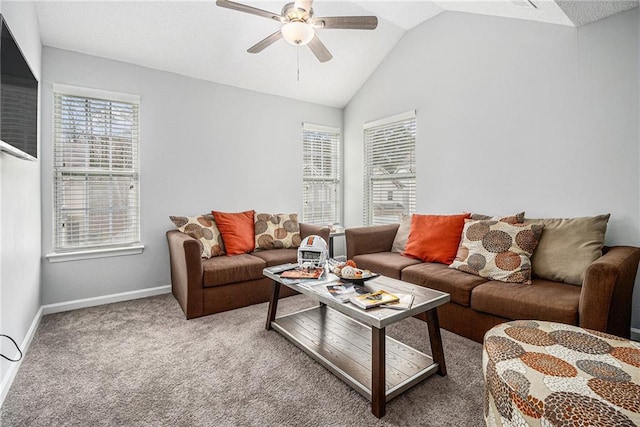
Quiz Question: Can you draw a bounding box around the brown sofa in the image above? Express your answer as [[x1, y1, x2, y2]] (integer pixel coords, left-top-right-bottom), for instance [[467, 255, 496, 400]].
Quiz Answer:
[[346, 224, 640, 342], [167, 223, 330, 319]]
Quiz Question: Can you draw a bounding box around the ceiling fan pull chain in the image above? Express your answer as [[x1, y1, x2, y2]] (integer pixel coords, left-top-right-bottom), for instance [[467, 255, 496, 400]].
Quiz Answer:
[[297, 47, 300, 82]]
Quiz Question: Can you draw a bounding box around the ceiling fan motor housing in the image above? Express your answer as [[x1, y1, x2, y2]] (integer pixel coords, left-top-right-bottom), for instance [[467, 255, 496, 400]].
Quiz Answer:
[[282, 2, 314, 23]]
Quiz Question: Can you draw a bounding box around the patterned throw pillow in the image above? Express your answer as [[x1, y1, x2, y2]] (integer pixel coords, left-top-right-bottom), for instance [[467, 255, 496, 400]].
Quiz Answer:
[[449, 220, 544, 284], [254, 213, 301, 250], [169, 214, 225, 258], [470, 212, 525, 224]]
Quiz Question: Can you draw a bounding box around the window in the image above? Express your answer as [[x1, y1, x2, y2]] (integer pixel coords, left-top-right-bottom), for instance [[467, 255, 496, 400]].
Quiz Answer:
[[52, 85, 140, 256], [363, 111, 416, 225], [302, 123, 341, 226]]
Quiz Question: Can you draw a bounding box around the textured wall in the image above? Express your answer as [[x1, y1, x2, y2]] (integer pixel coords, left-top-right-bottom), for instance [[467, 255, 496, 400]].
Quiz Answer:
[[40, 47, 342, 305], [343, 9, 640, 328]]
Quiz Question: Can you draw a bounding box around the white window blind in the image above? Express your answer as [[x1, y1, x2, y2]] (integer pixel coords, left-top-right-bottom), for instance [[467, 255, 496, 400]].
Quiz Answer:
[[363, 111, 416, 226], [303, 123, 341, 226], [53, 86, 140, 252]]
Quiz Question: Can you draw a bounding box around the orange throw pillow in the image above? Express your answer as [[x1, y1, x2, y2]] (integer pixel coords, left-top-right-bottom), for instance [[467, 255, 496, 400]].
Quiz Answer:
[[403, 213, 471, 264], [211, 210, 256, 255]]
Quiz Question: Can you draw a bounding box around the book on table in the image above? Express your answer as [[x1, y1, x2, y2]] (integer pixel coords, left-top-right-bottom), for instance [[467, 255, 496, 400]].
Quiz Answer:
[[380, 293, 415, 310], [349, 289, 399, 309], [280, 267, 324, 279]]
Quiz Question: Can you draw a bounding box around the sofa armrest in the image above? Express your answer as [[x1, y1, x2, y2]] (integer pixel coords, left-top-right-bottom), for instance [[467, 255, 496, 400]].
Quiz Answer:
[[345, 224, 400, 259], [579, 245, 640, 338], [300, 223, 331, 243], [166, 230, 205, 319]]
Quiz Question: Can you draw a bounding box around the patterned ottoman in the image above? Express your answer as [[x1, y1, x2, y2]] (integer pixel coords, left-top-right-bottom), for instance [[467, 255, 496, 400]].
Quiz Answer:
[[483, 321, 640, 426]]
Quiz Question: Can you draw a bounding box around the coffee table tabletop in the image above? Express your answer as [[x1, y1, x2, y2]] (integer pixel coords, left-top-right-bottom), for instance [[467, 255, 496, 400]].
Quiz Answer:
[[263, 266, 451, 418]]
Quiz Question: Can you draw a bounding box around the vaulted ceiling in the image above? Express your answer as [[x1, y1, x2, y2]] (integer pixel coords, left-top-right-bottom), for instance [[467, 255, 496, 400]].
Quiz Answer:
[[34, 1, 639, 108]]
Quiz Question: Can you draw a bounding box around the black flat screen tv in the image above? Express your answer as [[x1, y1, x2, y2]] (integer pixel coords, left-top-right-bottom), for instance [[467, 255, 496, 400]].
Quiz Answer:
[[0, 14, 38, 161]]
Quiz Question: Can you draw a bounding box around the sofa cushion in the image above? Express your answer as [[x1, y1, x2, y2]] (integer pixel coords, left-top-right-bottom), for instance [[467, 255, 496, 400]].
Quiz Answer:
[[449, 220, 544, 284], [212, 210, 256, 255], [403, 213, 471, 264], [254, 213, 301, 250], [251, 248, 298, 267], [401, 262, 489, 306], [169, 214, 225, 258], [352, 252, 422, 280], [203, 254, 266, 287], [524, 214, 610, 286], [471, 279, 581, 325], [391, 214, 411, 253]]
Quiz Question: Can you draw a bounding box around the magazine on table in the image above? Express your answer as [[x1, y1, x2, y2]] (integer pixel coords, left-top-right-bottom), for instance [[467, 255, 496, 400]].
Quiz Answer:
[[326, 282, 362, 303], [381, 293, 415, 310], [280, 267, 324, 279], [296, 275, 341, 291], [350, 289, 399, 309]]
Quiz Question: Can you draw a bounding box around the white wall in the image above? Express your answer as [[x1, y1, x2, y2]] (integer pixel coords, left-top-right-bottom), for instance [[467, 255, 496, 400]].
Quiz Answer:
[[40, 47, 342, 305], [0, 0, 42, 396], [344, 10, 640, 327]]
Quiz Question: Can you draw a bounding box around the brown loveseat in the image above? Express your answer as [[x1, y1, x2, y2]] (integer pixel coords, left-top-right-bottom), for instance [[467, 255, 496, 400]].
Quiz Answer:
[[346, 224, 640, 342], [167, 223, 329, 319]]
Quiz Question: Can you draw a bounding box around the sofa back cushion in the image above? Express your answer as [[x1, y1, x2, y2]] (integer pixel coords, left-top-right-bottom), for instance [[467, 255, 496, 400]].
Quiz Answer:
[[391, 214, 412, 253], [450, 220, 544, 284], [403, 213, 470, 264], [212, 210, 256, 255], [254, 213, 301, 250], [523, 214, 610, 285], [169, 214, 225, 258]]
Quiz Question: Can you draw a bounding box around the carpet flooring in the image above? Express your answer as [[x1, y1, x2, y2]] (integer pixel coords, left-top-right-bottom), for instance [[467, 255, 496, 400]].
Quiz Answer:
[[1, 293, 484, 426]]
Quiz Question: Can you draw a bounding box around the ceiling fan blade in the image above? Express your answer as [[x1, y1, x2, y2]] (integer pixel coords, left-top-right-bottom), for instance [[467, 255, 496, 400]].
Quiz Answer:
[[313, 16, 378, 30], [308, 35, 332, 63], [216, 0, 283, 22], [247, 30, 283, 54]]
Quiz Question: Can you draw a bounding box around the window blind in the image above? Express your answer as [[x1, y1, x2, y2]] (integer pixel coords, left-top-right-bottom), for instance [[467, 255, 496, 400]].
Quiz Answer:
[[302, 123, 341, 226], [363, 111, 416, 226], [53, 88, 140, 251]]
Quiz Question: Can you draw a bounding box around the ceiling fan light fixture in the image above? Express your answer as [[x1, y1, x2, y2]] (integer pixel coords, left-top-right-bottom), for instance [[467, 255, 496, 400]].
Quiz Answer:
[[281, 21, 315, 46]]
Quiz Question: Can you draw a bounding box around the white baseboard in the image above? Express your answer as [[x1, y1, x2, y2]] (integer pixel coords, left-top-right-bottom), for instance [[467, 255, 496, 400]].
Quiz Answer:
[[41, 285, 171, 315], [631, 327, 640, 342], [0, 306, 43, 408], [0, 285, 171, 408]]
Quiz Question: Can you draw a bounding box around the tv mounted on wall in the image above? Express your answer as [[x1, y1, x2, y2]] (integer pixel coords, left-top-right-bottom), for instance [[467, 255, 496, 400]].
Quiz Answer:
[[0, 14, 38, 161]]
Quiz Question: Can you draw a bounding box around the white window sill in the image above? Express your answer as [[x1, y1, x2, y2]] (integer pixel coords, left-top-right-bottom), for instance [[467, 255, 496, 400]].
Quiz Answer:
[[46, 244, 145, 263]]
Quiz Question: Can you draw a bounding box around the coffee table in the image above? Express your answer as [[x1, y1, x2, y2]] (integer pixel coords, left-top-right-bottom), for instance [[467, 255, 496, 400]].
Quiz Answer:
[[263, 267, 451, 418]]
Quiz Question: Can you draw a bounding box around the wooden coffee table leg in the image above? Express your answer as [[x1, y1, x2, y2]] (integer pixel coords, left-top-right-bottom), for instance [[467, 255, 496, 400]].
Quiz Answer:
[[371, 326, 386, 418], [265, 280, 281, 330], [426, 308, 447, 376]]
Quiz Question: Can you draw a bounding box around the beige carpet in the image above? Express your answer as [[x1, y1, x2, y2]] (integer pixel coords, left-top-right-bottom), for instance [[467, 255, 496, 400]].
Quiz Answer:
[[1, 293, 484, 426]]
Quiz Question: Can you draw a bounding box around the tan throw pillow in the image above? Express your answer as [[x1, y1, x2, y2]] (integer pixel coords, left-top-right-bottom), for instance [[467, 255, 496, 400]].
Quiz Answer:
[[391, 214, 412, 253], [523, 214, 610, 285], [254, 213, 301, 250], [470, 212, 525, 224], [450, 220, 544, 284], [169, 214, 225, 258]]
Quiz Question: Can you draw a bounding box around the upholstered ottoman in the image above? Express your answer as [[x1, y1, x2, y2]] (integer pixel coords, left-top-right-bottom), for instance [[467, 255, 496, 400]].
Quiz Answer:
[[483, 321, 640, 426]]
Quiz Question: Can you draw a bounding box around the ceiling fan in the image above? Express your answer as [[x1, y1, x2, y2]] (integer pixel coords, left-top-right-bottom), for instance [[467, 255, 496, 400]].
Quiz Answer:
[[216, 0, 378, 63]]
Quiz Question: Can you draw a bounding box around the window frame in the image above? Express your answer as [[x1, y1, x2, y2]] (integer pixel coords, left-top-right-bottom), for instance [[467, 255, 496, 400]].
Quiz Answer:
[[363, 110, 416, 226], [302, 122, 342, 227], [47, 84, 143, 263]]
